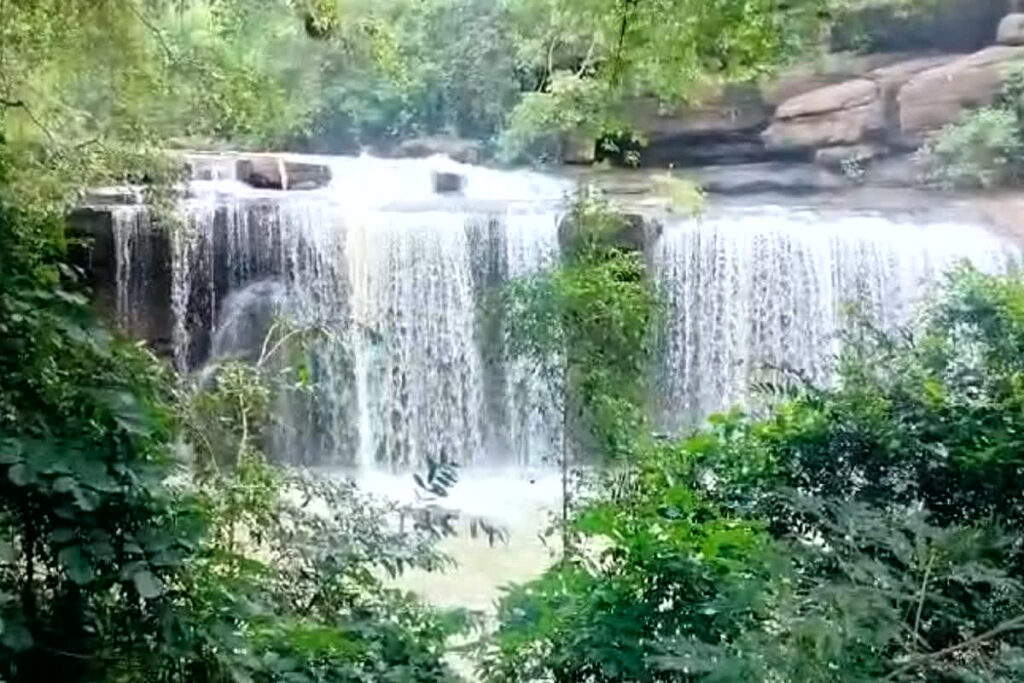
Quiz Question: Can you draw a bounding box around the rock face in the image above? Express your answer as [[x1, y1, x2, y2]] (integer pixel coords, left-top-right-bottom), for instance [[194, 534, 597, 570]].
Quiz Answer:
[[997, 14, 1024, 45], [432, 171, 465, 194], [68, 208, 176, 358], [762, 52, 923, 106], [764, 79, 885, 150], [627, 86, 776, 165], [561, 131, 597, 165], [236, 156, 331, 190], [763, 55, 956, 152], [898, 46, 1024, 139]]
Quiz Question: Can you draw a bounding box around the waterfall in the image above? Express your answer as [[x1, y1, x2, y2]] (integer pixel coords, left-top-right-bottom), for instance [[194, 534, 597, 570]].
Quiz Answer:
[[652, 205, 1021, 430], [102, 157, 1022, 469]]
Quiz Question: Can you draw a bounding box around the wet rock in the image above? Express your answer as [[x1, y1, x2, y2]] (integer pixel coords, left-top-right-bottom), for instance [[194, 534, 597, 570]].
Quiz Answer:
[[67, 207, 175, 358], [694, 162, 846, 195], [898, 45, 1024, 139], [432, 171, 465, 194], [236, 156, 331, 190], [394, 136, 482, 164], [997, 14, 1024, 46], [561, 131, 596, 165], [862, 156, 919, 188]]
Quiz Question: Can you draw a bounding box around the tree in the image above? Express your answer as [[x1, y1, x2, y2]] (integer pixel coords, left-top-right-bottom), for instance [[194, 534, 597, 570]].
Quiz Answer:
[[497, 0, 828, 160], [503, 193, 659, 552]]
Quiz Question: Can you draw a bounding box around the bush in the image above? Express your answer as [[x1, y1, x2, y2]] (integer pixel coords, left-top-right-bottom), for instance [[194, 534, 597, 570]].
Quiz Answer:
[[916, 107, 1024, 189], [917, 69, 1024, 190]]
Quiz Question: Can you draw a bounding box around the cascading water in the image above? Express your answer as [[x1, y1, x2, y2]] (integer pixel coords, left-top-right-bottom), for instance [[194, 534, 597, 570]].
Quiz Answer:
[[652, 204, 1022, 430], [108, 156, 567, 468], [103, 156, 1022, 469]]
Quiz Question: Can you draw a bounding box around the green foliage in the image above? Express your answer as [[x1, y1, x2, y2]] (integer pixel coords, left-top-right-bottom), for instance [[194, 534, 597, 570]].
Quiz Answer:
[[497, 72, 609, 163], [917, 68, 1024, 189], [0, 146, 202, 679], [504, 194, 659, 463], [483, 266, 1024, 683], [297, 0, 527, 151], [917, 107, 1024, 189], [0, 138, 466, 681], [497, 0, 826, 162]]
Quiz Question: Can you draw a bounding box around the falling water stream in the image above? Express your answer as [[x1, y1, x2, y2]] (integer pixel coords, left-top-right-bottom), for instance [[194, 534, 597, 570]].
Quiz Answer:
[[101, 154, 1022, 613]]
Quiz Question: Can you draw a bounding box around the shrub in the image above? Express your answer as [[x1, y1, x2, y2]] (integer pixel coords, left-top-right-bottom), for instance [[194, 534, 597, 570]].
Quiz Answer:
[[916, 107, 1024, 189], [917, 69, 1024, 190]]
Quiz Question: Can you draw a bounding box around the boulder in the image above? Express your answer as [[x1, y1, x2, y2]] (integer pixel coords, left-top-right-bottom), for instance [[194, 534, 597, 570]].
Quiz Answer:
[[997, 14, 1024, 45], [774, 78, 879, 120], [898, 45, 1024, 139], [761, 52, 924, 106], [394, 136, 482, 164], [561, 131, 596, 165], [432, 171, 465, 194], [236, 156, 331, 191], [763, 54, 960, 154], [763, 79, 886, 150]]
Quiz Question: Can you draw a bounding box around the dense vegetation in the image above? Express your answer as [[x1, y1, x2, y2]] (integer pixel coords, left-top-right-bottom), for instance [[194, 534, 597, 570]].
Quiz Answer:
[[481, 267, 1024, 682], [5, 1, 1024, 682], [917, 68, 1024, 189], [2, 0, 838, 167], [0, 140, 468, 681]]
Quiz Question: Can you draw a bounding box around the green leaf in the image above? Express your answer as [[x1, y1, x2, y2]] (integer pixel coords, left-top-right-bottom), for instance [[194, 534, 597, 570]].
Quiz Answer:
[[7, 463, 32, 487], [132, 569, 164, 600], [58, 545, 94, 586], [71, 486, 100, 512]]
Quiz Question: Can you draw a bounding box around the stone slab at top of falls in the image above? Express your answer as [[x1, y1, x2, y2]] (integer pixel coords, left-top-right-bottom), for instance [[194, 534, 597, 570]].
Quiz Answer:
[[73, 153, 1023, 470], [181, 151, 572, 209]]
